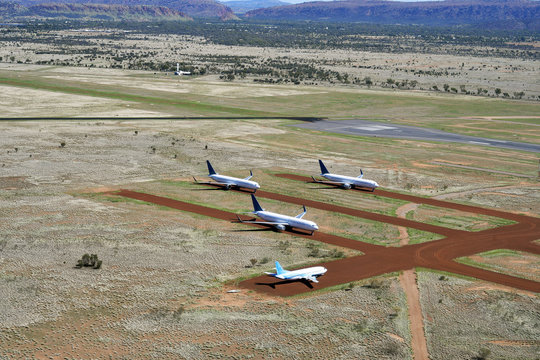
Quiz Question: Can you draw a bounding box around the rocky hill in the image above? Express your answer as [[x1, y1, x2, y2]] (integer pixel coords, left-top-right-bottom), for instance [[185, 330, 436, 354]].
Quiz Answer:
[[15, 0, 238, 20], [0, 0, 25, 16], [244, 0, 540, 30], [14, 3, 191, 20], [220, 0, 287, 14]]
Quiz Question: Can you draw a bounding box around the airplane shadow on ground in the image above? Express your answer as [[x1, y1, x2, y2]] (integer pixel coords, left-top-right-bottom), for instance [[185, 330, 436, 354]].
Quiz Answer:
[[190, 188, 222, 191], [191, 183, 257, 194], [306, 186, 342, 190], [229, 228, 273, 232], [308, 183, 375, 192], [256, 279, 314, 289]]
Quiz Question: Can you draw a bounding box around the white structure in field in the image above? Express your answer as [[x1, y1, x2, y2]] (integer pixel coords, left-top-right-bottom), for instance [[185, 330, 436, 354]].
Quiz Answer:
[[175, 62, 191, 76]]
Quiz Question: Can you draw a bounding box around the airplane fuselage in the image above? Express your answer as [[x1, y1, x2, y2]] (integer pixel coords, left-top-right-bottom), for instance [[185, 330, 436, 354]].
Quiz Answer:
[[255, 210, 318, 232], [323, 173, 379, 190], [275, 266, 327, 281], [209, 174, 260, 190]]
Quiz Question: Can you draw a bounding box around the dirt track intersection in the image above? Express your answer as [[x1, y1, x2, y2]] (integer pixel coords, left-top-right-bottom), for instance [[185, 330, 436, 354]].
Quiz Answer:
[[115, 173, 540, 297]]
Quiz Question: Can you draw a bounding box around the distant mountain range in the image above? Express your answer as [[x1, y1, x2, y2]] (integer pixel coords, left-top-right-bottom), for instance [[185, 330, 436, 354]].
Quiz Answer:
[[219, 0, 287, 14], [244, 0, 540, 30], [2, 0, 539, 28], [10, 0, 238, 20], [0, 2, 191, 20]]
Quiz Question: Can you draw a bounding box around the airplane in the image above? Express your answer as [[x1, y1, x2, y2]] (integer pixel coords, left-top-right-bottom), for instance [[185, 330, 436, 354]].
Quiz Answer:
[[236, 194, 319, 234], [312, 159, 379, 191], [265, 261, 327, 283], [193, 160, 260, 192]]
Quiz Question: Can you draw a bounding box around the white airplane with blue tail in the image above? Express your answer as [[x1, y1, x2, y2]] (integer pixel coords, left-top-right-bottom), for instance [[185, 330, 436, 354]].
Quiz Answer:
[[236, 194, 318, 234], [265, 261, 327, 283], [312, 159, 379, 191], [193, 160, 260, 192]]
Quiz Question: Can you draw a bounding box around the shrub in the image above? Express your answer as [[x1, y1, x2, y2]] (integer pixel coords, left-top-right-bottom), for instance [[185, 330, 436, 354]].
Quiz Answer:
[[76, 253, 102, 269]]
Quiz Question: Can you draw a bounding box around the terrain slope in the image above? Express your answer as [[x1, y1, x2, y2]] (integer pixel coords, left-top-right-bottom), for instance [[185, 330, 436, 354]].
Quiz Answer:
[[245, 0, 540, 30]]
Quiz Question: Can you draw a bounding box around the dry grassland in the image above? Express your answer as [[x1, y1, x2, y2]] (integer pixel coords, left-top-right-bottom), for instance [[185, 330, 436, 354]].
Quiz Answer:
[[0, 65, 539, 359], [1, 28, 539, 100]]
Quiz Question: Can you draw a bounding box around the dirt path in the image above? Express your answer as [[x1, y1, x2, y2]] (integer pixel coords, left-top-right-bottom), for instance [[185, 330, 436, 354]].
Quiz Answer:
[[114, 176, 540, 296], [396, 202, 429, 360], [396, 203, 419, 246], [400, 270, 429, 360]]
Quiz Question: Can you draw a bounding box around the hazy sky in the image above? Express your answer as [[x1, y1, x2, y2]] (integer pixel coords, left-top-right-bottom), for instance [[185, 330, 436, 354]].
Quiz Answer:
[[278, 0, 444, 3]]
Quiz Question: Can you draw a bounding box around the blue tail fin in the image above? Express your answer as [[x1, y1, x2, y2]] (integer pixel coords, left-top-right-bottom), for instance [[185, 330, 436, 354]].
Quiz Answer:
[[251, 194, 263, 212], [319, 159, 329, 175], [206, 160, 217, 175], [275, 261, 285, 275]]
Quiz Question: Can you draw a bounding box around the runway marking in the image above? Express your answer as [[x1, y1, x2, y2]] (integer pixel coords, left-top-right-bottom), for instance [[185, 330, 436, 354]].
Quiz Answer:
[[468, 141, 490, 145], [353, 125, 397, 131]]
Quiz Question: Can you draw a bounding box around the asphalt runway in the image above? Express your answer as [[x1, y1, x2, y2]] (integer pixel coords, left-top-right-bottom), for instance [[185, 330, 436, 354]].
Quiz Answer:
[[115, 178, 540, 296], [293, 120, 540, 153]]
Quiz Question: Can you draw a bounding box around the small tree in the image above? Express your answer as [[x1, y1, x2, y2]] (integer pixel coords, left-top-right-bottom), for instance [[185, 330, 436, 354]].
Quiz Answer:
[[476, 348, 491, 360], [250, 258, 258, 267], [76, 253, 102, 269]]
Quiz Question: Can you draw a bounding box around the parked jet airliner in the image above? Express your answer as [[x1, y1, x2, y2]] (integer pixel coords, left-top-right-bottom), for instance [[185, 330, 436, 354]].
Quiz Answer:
[[193, 161, 260, 192], [237, 194, 319, 234], [265, 261, 327, 283], [313, 159, 379, 191]]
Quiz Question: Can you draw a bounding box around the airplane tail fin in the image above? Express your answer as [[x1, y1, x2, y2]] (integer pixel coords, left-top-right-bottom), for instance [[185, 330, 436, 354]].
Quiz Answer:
[[251, 194, 264, 213], [319, 160, 329, 175], [244, 170, 253, 181], [295, 205, 307, 219], [206, 160, 217, 175], [357, 169, 363, 179], [275, 261, 285, 275]]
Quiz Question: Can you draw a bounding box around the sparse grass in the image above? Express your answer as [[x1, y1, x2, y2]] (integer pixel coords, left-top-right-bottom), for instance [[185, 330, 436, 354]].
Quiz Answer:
[[410, 204, 516, 232], [415, 267, 478, 283], [456, 250, 540, 282], [407, 228, 445, 244]]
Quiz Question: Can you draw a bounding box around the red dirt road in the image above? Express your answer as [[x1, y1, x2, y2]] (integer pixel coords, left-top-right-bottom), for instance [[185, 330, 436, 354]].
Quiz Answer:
[[115, 176, 540, 296]]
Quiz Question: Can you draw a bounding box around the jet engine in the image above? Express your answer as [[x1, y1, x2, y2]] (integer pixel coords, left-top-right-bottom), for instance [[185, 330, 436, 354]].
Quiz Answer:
[[274, 224, 286, 231], [224, 184, 231, 190], [342, 183, 352, 189]]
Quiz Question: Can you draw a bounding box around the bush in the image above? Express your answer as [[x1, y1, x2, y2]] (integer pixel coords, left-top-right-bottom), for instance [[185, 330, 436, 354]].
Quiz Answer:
[[365, 278, 384, 289], [75, 253, 102, 269], [475, 348, 491, 360]]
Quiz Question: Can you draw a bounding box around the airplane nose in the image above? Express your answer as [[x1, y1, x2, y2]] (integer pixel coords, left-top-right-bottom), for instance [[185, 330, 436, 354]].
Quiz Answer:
[[314, 224, 319, 230], [256, 184, 261, 189]]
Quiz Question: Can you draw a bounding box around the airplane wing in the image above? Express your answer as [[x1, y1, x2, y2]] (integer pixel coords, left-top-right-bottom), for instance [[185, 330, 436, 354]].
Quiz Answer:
[[311, 176, 346, 186], [236, 215, 287, 226], [193, 177, 234, 187], [290, 274, 318, 283]]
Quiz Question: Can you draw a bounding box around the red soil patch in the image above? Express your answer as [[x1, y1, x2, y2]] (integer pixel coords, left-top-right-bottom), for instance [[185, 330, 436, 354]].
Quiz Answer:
[[114, 174, 540, 297]]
